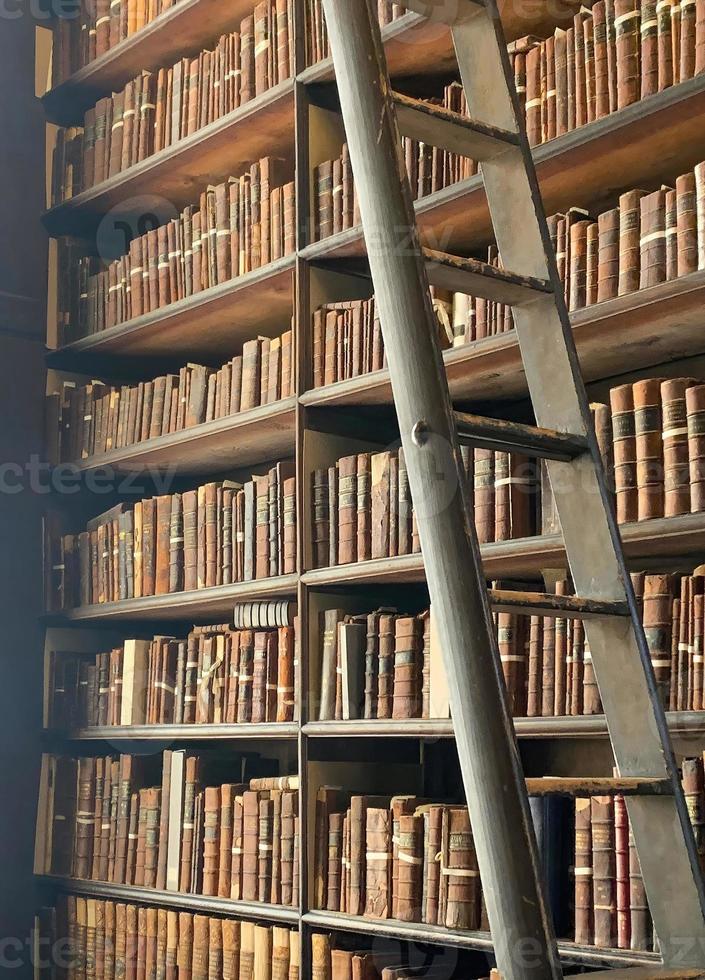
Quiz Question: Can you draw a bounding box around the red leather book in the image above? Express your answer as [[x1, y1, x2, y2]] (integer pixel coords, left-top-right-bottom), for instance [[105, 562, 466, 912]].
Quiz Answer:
[[633, 378, 664, 520]]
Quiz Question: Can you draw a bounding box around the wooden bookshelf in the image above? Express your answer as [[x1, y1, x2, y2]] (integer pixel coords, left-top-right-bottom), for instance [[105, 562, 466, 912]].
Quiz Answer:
[[44, 574, 298, 624], [301, 269, 705, 406], [45, 722, 299, 741], [303, 911, 659, 968], [47, 255, 295, 366], [35, 0, 705, 970], [61, 398, 297, 477], [35, 875, 299, 922], [42, 0, 264, 124], [43, 81, 296, 237]]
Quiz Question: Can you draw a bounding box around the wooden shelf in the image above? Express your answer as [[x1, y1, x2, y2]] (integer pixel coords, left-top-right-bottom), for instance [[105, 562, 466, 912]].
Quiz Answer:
[[62, 398, 296, 478], [43, 81, 296, 237], [303, 712, 705, 740], [301, 74, 705, 260], [46, 256, 295, 367], [42, 0, 265, 125], [302, 512, 705, 584], [44, 574, 298, 624], [35, 875, 298, 921], [301, 269, 705, 407], [45, 722, 298, 741], [302, 911, 659, 968]]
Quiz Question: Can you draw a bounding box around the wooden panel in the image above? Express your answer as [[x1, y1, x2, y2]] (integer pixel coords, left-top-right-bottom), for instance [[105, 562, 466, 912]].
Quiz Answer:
[[42, 0, 266, 124], [68, 398, 296, 477], [51, 723, 298, 741], [44, 82, 296, 237]]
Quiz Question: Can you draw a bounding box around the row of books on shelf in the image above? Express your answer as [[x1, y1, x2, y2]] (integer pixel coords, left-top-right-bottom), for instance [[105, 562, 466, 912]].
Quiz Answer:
[[312, 935, 497, 980], [314, 758, 705, 953], [51, 0, 188, 85], [314, 566, 705, 723], [57, 160, 295, 346], [46, 330, 293, 464], [313, 151, 705, 317], [45, 621, 298, 730], [51, 3, 295, 198], [36, 897, 299, 980], [35, 751, 299, 904], [44, 466, 296, 611], [52, 0, 705, 205]]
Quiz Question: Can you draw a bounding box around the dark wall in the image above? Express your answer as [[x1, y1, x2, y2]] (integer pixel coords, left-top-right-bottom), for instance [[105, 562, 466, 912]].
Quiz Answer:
[[0, 9, 48, 973]]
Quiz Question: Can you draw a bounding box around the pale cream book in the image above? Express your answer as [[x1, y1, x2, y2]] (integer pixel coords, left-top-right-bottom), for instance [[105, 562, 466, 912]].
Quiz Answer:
[[120, 639, 150, 726], [165, 749, 186, 891], [429, 604, 451, 719]]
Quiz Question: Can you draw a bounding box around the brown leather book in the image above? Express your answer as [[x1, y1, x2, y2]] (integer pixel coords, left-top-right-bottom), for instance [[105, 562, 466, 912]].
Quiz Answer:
[[391, 616, 422, 720], [443, 807, 479, 930], [364, 806, 391, 918], [610, 382, 637, 524], [222, 920, 240, 980], [326, 810, 343, 911], [276, 626, 295, 722], [662, 378, 696, 516], [396, 812, 423, 923], [242, 790, 260, 901], [473, 448, 495, 544], [643, 573, 675, 705], [356, 453, 372, 562], [191, 914, 208, 980], [677, 171, 698, 276], [614, 793, 630, 948], [591, 795, 617, 947], [574, 798, 593, 944], [166, 910, 179, 980], [376, 613, 396, 720], [615, 0, 641, 107], [633, 378, 664, 520], [597, 208, 620, 301], [639, 189, 668, 289], [201, 786, 220, 897], [640, 0, 659, 96], [687, 384, 705, 512], [177, 913, 193, 980], [338, 454, 359, 565], [311, 934, 331, 980], [618, 189, 646, 295]]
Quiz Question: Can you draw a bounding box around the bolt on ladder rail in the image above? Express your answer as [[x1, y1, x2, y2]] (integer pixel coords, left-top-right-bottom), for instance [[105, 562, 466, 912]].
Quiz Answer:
[[319, 0, 705, 977]]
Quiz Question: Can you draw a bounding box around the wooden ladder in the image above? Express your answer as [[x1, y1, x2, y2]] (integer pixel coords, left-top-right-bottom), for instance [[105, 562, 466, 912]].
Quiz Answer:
[[319, 1, 705, 977]]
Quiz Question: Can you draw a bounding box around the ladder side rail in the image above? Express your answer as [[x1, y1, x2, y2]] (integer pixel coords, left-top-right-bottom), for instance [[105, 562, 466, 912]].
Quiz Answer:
[[451, 4, 705, 962], [319, 2, 561, 978]]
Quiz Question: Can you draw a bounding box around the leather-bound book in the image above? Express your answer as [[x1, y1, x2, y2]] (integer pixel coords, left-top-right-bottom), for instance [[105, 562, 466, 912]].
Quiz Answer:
[[178, 755, 199, 893], [177, 913, 193, 980], [610, 383, 637, 523], [618, 189, 646, 295], [396, 813, 423, 923], [312, 934, 331, 980], [242, 790, 260, 901], [574, 798, 593, 943], [525, 45, 541, 145], [615, 0, 641, 106], [143, 787, 161, 888], [633, 378, 664, 520], [326, 810, 343, 911], [643, 574, 675, 704], [276, 626, 295, 722], [591, 795, 616, 947], [337, 455, 359, 565], [356, 453, 372, 562], [252, 631, 268, 724], [541, 604, 556, 717], [662, 378, 696, 516], [659, 0, 676, 88], [222, 920, 240, 980], [498, 612, 526, 717], [370, 452, 392, 560], [391, 616, 422, 720], [280, 791, 296, 906], [318, 610, 342, 722], [676, 172, 698, 276], [628, 823, 652, 950], [191, 914, 209, 980], [363, 611, 380, 719], [665, 187, 678, 279], [364, 807, 391, 918], [527, 615, 543, 717], [640, 0, 659, 96], [686, 385, 705, 512], [443, 807, 479, 930], [74, 756, 96, 879], [639, 189, 668, 289], [597, 208, 620, 301], [144, 907, 158, 980], [376, 613, 396, 720], [473, 448, 495, 543], [614, 793, 630, 948], [201, 786, 220, 897]]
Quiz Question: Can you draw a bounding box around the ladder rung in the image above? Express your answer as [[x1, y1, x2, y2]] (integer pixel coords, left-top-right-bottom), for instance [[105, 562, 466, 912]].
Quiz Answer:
[[489, 590, 629, 620], [524, 777, 674, 797], [392, 91, 517, 161], [391, 0, 483, 24], [454, 411, 588, 461], [423, 248, 552, 306]]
